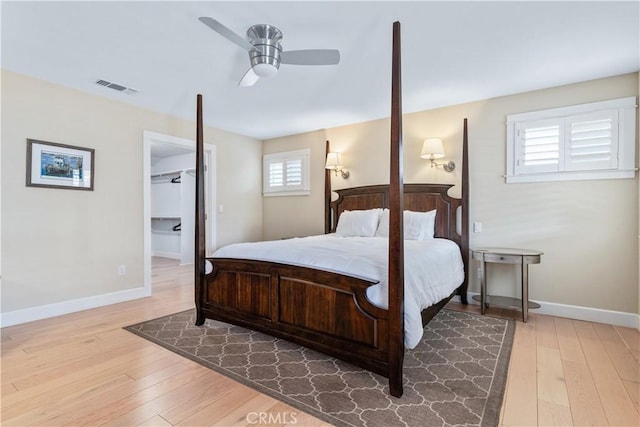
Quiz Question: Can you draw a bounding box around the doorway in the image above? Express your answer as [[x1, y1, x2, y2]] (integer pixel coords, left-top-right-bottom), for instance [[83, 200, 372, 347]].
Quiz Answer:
[[143, 131, 216, 295]]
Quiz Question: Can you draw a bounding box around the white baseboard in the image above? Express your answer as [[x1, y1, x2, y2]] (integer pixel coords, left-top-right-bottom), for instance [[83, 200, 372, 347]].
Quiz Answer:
[[152, 251, 180, 260], [3, 288, 637, 330], [0, 286, 150, 328], [452, 292, 639, 329]]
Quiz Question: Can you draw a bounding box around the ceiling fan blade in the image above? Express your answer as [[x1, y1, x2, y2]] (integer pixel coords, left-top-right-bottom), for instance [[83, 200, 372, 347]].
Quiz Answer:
[[280, 49, 340, 65], [239, 67, 260, 87], [199, 17, 258, 53]]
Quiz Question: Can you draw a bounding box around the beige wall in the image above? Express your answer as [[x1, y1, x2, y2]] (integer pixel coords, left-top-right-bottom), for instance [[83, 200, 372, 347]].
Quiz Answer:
[[265, 73, 639, 315], [263, 130, 327, 240], [1, 70, 263, 313], [3, 69, 637, 317]]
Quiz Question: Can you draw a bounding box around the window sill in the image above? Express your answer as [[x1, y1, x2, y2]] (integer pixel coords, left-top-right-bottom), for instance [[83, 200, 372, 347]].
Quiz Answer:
[[506, 169, 637, 183]]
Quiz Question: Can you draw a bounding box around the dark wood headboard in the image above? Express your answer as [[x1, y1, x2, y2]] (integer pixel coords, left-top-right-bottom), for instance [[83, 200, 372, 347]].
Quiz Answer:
[[328, 183, 463, 247]]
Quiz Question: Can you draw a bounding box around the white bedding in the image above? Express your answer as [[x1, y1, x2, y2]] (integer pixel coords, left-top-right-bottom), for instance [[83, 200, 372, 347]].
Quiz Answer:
[[212, 234, 464, 349]]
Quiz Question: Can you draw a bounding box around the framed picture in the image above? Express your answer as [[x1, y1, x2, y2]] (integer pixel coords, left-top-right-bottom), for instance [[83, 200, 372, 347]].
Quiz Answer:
[[26, 139, 95, 190]]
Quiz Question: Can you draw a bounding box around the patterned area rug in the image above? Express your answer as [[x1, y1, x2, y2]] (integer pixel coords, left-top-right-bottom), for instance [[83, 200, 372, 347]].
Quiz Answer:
[[125, 309, 514, 427]]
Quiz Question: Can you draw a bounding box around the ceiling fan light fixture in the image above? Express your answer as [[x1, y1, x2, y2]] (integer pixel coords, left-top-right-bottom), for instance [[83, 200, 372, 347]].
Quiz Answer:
[[252, 62, 278, 78], [200, 18, 341, 86]]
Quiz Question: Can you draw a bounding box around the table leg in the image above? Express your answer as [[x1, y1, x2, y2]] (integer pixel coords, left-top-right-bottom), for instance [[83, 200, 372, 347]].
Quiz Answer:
[[522, 261, 529, 322], [480, 258, 487, 315]]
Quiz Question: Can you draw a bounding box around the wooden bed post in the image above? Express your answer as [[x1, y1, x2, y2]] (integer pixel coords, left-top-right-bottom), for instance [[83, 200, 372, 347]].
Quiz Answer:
[[194, 94, 206, 326], [388, 21, 405, 398], [191, 26, 467, 399], [324, 140, 332, 234], [460, 118, 470, 304]]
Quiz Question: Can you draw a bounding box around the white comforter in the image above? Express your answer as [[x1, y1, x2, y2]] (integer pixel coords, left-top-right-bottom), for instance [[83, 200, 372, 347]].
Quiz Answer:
[[212, 234, 464, 348]]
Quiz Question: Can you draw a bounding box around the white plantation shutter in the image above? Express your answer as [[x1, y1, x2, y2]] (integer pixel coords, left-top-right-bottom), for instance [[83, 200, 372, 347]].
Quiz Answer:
[[506, 97, 636, 183], [286, 158, 302, 186], [565, 111, 618, 171], [515, 119, 561, 174], [268, 161, 284, 187], [263, 149, 310, 196]]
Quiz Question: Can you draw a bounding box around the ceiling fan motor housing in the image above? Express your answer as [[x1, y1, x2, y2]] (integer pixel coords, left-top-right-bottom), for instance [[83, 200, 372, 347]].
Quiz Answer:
[[247, 24, 282, 77]]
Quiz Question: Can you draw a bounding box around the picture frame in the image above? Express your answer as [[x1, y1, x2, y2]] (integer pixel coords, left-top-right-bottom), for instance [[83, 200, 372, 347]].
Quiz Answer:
[[26, 139, 95, 191]]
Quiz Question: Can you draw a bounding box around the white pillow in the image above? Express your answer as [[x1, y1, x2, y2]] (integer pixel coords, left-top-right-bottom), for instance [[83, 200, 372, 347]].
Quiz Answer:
[[335, 209, 382, 237], [374, 209, 390, 237], [375, 209, 436, 240], [404, 209, 436, 240]]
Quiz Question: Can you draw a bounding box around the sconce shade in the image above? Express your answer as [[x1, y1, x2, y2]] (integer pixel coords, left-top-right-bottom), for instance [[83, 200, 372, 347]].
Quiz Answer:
[[325, 152, 340, 169], [420, 138, 445, 159], [325, 151, 350, 178]]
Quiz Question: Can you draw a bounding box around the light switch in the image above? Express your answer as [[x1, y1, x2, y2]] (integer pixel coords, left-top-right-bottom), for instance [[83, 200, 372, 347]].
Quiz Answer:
[[473, 222, 482, 233]]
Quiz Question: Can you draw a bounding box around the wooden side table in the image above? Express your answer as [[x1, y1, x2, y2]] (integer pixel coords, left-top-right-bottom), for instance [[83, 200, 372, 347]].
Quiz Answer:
[[471, 248, 543, 322]]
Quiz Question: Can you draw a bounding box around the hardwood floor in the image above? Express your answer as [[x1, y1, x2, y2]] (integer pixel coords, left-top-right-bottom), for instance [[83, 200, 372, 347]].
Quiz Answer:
[[450, 301, 640, 427], [1, 257, 638, 426]]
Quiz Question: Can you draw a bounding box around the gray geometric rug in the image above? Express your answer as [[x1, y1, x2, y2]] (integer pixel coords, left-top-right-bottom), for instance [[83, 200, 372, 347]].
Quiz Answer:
[[125, 309, 514, 427]]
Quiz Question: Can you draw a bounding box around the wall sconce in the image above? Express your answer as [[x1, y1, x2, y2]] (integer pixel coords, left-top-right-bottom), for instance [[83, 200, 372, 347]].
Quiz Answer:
[[325, 152, 350, 179], [420, 138, 455, 172]]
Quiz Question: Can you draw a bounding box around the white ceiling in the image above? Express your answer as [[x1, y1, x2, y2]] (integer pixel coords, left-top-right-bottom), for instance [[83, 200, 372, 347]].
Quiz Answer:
[[149, 141, 194, 164], [2, 1, 638, 140]]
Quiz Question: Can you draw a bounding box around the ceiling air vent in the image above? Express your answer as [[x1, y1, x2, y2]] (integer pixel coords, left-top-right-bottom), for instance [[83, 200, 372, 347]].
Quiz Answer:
[[95, 79, 139, 95]]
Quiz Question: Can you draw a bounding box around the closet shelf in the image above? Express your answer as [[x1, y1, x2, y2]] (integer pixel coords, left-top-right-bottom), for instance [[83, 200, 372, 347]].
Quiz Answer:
[[151, 168, 195, 178], [151, 229, 181, 235], [151, 216, 180, 220]]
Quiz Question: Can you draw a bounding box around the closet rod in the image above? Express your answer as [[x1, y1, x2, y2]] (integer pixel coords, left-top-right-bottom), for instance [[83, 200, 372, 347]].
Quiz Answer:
[[151, 167, 195, 178]]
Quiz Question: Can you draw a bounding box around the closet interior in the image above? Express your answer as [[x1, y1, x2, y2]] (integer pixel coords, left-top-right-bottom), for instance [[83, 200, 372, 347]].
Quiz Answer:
[[150, 150, 195, 265]]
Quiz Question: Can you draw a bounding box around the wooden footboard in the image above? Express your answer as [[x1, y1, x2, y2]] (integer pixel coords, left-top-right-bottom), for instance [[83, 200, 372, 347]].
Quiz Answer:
[[196, 258, 392, 376]]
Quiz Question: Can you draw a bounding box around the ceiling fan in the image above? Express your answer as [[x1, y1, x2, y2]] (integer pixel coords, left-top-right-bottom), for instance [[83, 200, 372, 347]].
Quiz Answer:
[[199, 17, 341, 87]]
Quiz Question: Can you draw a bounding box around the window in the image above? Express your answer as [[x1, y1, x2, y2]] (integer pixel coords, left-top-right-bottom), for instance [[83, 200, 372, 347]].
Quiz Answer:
[[263, 149, 310, 196], [506, 97, 636, 183]]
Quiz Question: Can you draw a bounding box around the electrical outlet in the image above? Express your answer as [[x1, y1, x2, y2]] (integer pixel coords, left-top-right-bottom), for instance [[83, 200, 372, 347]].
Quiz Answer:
[[118, 265, 126, 276]]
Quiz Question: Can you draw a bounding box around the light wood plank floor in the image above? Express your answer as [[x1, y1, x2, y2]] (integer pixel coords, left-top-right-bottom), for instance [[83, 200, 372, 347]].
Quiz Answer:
[[1, 257, 638, 426]]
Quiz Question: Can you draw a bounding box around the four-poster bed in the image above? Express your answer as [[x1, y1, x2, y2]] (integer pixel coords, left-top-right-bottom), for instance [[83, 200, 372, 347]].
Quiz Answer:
[[193, 21, 469, 398]]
